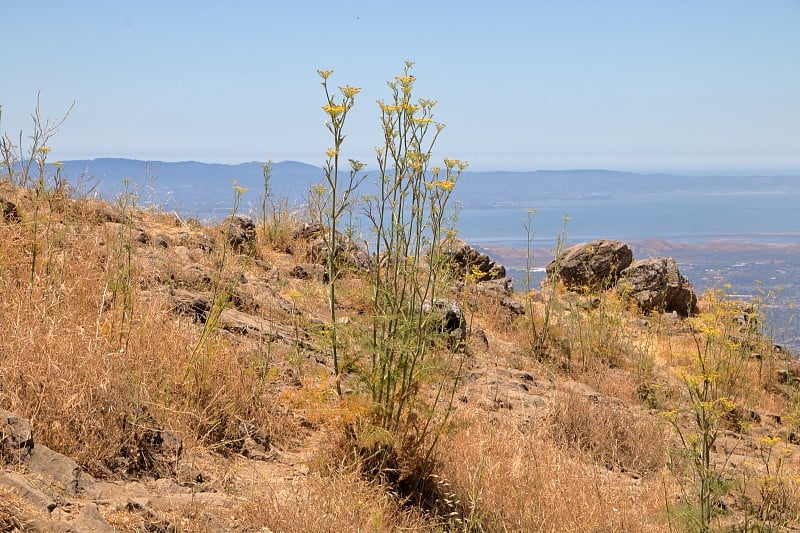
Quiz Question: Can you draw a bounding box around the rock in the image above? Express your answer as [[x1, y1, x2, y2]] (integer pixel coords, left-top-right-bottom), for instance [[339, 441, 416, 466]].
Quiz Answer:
[[75, 197, 127, 224], [118, 415, 182, 479], [777, 361, 800, 385], [474, 276, 513, 297], [620, 257, 698, 316], [152, 232, 170, 248], [27, 442, 94, 496], [0, 471, 56, 514], [289, 263, 325, 281], [177, 262, 213, 288], [547, 240, 633, 290], [473, 277, 525, 315], [0, 409, 34, 464], [446, 239, 506, 281], [62, 502, 116, 532], [222, 215, 256, 252], [168, 288, 211, 321], [468, 327, 490, 351], [423, 299, 467, 341], [0, 198, 20, 223], [102, 222, 149, 245], [218, 308, 271, 335], [291, 222, 370, 271]]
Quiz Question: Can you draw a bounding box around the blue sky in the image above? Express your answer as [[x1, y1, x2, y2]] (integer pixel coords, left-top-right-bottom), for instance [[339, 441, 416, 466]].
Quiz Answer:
[[2, 1, 798, 174]]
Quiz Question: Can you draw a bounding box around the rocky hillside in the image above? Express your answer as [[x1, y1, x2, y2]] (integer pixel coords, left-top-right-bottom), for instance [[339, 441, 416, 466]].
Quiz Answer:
[[1, 180, 799, 532]]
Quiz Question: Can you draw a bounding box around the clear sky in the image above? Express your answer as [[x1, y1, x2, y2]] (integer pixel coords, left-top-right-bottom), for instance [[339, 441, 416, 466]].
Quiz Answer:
[[2, 1, 798, 174]]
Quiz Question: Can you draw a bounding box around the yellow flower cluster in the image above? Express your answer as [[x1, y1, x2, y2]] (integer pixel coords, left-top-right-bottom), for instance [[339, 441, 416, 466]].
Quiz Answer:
[[340, 85, 361, 98], [326, 147, 338, 158], [715, 396, 736, 412], [419, 98, 436, 110], [759, 435, 781, 448], [232, 180, 248, 194], [378, 101, 399, 113], [431, 179, 454, 191], [38, 146, 51, 153], [659, 409, 681, 421], [317, 69, 333, 80], [322, 104, 347, 117], [443, 158, 468, 171]]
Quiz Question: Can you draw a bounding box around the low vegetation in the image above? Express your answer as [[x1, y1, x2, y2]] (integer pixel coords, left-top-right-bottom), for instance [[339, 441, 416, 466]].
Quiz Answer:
[[1, 69, 799, 532]]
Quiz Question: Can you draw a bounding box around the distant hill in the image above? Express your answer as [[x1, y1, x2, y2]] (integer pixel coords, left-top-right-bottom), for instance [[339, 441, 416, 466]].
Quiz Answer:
[[63, 158, 320, 217], [58, 158, 800, 218]]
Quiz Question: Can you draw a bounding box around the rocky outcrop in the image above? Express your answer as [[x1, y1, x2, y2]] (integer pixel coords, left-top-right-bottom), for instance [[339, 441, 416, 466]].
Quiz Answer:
[[1, 409, 34, 463], [423, 299, 467, 342], [619, 257, 698, 316], [289, 263, 325, 281], [74, 197, 128, 224], [0, 198, 20, 222], [472, 277, 525, 315], [547, 239, 633, 290], [545, 240, 699, 317], [0, 410, 116, 531], [448, 241, 524, 315], [222, 214, 257, 252], [447, 239, 506, 281], [291, 222, 370, 271]]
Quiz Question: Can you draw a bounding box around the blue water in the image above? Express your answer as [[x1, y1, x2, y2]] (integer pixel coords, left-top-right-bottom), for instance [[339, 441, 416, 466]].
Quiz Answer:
[[454, 190, 800, 352], [456, 190, 800, 248], [127, 174, 800, 351]]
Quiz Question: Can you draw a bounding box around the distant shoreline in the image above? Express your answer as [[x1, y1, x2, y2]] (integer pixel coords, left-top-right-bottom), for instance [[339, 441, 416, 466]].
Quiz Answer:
[[471, 239, 800, 271]]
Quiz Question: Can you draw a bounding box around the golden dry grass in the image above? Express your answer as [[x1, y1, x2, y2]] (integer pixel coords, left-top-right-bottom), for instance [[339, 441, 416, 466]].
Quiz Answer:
[[1, 180, 799, 530]]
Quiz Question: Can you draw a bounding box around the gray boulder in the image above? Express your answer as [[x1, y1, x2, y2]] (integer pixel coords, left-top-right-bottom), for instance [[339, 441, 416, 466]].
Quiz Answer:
[[447, 240, 506, 281], [0, 198, 20, 223], [620, 257, 698, 316], [222, 214, 257, 252], [0, 409, 34, 464], [473, 277, 525, 315], [423, 299, 467, 341], [547, 239, 633, 290], [289, 263, 325, 281], [292, 222, 370, 271]]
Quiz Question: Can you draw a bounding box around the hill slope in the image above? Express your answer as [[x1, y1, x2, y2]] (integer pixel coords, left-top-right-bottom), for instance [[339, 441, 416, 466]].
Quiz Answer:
[[1, 180, 799, 531]]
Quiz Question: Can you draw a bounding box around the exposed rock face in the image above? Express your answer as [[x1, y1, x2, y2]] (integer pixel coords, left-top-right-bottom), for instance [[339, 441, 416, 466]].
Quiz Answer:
[[0, 198, 20, 222], [289, 263, 325, 281], [75, 197, 128, 224], [620, 257, 698, 316], [473, 277, 525, 315], [292, 222, 370, 271], [547, 240, 633, 290], [447, 239, 506, 281], [0, 410, 117, 531], [168, 288, 211, 321], [447, 241, 524, 315], [222, 215, 257, 252], [423, 299, 467, 341], [0, 409, 34, 463]]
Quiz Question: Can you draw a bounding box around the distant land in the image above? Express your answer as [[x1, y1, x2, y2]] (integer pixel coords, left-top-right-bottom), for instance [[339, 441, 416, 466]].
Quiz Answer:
[[57, 156, 799, 220], [51, 158, 800, 349]]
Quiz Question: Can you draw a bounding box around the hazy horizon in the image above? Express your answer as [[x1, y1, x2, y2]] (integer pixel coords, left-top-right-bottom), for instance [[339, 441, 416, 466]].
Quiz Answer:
[[3, 1, 798, 176], [44, 155, 800, 178]]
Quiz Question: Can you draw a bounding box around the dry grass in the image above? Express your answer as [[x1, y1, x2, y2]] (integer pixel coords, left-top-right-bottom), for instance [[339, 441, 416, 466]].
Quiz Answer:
[[1, 180, 799, 530], [546, 391, 670, 476], [0, 191, 302, 478], [437, 411, 673, 532], [242, 469, 433, 532]]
